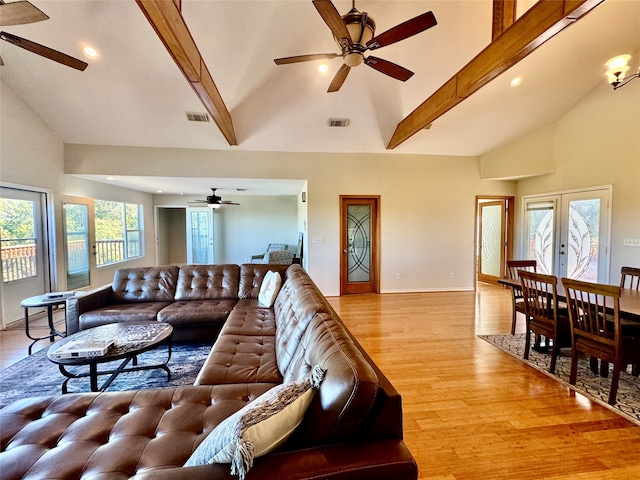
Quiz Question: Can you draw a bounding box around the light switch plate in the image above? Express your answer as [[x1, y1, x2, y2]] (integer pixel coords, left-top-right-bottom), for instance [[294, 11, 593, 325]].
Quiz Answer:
[[623, 238, 640, 247]]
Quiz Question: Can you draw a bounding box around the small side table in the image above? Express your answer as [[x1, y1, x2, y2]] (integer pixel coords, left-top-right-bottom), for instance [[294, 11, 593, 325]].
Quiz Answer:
[[21, 294, 69, 355]]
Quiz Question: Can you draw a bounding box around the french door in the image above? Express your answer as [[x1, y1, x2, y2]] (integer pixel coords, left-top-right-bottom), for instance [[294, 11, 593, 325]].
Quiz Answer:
[[0, 187, 48, 325], [340, 196, 380, 295], [524, 188, 611, 283], [478, 201, 506, 284]]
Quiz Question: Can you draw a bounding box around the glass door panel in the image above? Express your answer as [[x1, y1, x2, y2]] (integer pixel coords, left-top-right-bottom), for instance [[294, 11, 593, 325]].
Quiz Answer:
[[186, 207, 214, 264], [525, 199, 556, 275], [346, 204, 371, 283], [63, 203, 91, 289]]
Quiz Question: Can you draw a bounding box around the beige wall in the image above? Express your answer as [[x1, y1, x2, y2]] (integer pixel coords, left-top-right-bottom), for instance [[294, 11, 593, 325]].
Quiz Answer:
[[66, 145, 516, 295], [1, 83, 157, 294], [481, 78, 640, 279]]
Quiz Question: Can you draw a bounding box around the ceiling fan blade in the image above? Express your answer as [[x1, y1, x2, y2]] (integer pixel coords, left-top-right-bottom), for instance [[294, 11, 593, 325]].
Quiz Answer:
[[0, 1, 48, 26], [274, 53, 339, 65], [364, 56, 414, 81], [0, 31, 87, 70], [327, 63, 350, 93], [312, 0, 352, 49], [221, 201, 240, 206], [366, 11, 437, 50]]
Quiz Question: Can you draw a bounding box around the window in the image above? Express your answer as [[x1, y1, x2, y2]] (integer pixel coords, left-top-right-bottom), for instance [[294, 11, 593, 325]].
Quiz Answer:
[[1, 198, 38, 282], [94, 200, 143, 266]]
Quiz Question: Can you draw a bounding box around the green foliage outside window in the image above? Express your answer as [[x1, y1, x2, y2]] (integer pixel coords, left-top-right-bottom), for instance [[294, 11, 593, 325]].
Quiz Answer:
[[95, 200, 143, 266]]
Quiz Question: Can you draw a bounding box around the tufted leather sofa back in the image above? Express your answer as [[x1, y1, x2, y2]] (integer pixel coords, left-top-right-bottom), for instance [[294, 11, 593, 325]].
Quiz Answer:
[[274, 265, 332, 374], [174, 264, 240, 301], [112, 266, 179, 303], [238, 263, 289, 299], [285, 312, 379, 444]]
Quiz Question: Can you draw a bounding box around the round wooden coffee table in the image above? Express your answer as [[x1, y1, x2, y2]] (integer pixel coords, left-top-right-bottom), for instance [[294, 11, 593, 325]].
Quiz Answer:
[[47, 321, 173, 393]]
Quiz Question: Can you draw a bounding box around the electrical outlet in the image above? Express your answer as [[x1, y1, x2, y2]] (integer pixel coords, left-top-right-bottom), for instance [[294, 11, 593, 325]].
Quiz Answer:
[[623, 238, 640, 247], [244, 257, 250, 263], [449, 272, 454, 279], [396, 273, 401, 280]]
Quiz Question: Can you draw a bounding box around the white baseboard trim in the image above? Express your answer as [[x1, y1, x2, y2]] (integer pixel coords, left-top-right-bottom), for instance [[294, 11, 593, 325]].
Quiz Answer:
[[380, 287, 475, 294]]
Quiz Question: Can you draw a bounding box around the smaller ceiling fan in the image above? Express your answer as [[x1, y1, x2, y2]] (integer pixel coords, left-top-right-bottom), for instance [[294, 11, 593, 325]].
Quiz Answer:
[[193, 188, 240, 209], [274, 0, 437, 92], [0, 0, 87, 71]]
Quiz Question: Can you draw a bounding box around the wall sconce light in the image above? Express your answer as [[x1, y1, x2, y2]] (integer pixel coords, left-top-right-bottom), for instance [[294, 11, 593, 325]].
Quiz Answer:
[[605, 54, 640, 90]]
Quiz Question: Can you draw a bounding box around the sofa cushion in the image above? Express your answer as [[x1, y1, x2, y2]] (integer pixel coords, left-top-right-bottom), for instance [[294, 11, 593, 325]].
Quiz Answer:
[[185, 366, 325, 480], [112, 266, 179, 303], [238, 264, 289, 299], [273, 267, 332, 374], [258, 270, 282, 308], [175, 265, 240, 301], [157, 299, 237, 326], [220, 307, 276, 336], [79, 302, 172, 330], [194, 334, 282, 385], [0, 385, 276, 480]]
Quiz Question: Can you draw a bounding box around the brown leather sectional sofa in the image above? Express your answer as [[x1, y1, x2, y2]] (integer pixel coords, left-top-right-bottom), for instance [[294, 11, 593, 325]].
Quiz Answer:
[[0, 264, 418, 479]]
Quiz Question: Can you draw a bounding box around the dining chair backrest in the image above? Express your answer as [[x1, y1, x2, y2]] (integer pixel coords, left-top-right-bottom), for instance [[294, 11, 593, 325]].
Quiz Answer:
[[519, 270, 557, 323], [562, 277, 621, 346], [620, 266, 640, 290], [507, 260, 537, 280]]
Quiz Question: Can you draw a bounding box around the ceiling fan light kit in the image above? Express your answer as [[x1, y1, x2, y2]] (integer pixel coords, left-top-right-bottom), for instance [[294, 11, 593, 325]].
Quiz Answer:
[[274, 0, 437, 92], [193, 188, 240, 208], [605, 54, 640, 90]]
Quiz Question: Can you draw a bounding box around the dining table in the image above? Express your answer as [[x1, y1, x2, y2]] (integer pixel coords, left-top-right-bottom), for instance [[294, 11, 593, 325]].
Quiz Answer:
[[497, 277, 640, 320]]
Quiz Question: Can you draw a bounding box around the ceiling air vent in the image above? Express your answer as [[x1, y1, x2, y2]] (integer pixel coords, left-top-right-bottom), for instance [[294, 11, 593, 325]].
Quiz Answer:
[[186, 112, 210, 122], [328, 118, 349, 127]]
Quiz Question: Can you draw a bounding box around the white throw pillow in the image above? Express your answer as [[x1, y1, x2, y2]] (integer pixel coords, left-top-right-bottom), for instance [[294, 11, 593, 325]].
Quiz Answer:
[[258, 270, 282, 307], [184, 365, 326, 480]]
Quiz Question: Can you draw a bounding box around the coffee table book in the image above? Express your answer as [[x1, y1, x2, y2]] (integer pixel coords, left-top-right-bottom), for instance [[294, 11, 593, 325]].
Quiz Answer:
[[50, 338, 115, 360]]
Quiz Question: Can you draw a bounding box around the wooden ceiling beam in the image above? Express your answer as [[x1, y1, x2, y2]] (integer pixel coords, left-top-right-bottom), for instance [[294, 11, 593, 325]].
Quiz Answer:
[[136, 0, 237, 146], [387, 0, 604, 150], [492, 0, 517, 41]]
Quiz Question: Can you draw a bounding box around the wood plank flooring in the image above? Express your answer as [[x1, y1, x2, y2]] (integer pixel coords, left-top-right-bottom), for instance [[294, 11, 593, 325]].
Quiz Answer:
[[1, 284, 639, 478], [326, 284, 640, 480]]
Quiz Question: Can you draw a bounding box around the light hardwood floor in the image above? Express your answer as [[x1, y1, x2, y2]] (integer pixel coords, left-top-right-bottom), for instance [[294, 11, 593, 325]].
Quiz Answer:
[[1, 284, 639, 478]]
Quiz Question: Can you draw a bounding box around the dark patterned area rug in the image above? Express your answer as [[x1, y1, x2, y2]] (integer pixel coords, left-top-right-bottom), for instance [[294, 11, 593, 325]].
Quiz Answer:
[[478, 333, 640, 426], [0, 343, 212, 409]]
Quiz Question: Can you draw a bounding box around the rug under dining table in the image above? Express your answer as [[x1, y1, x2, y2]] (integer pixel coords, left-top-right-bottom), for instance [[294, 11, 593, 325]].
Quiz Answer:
[[479, 333, 640, 426], [0, 342, 212, 409]]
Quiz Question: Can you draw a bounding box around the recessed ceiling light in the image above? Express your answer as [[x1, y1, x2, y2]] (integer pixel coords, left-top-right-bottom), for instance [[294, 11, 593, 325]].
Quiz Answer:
[[156, 190, 163, 193], [510, 77, 522, 87], [82, 46, 97, 58], [105, 176, 115, 180], [318, 63, 329, 74]]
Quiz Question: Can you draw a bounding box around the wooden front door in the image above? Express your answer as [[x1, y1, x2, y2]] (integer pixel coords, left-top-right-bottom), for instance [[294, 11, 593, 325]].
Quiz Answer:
[[340, 196, 380, 295]]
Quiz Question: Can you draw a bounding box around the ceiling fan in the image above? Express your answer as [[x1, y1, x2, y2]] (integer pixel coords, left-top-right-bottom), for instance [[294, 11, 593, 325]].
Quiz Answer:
[[192, 188, 240, 209], [0, 0, 87, 70], [274, 0, 437, 92]]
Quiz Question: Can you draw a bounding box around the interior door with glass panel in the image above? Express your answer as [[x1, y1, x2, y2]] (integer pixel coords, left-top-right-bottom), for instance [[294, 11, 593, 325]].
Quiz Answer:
[[186, 207, 214, 264], [54, 195, 97, 291], [0, 187, 48, 325], [340, 196, 379, 295], [524, 188, 610, 283], [478, 200, 506, 284]]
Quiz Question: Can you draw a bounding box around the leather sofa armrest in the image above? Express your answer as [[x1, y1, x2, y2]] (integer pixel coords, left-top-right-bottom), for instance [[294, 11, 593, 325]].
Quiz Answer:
[[131, 439, 417, 480], [65, 285, 113, 335]]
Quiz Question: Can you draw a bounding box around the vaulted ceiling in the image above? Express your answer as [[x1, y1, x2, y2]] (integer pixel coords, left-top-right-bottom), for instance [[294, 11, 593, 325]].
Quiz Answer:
[[1, 1, 638, 157]]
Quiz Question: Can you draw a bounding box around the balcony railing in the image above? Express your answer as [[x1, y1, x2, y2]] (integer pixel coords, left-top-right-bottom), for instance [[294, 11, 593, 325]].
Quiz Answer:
[[2, 238, 140, 283], [1, 238, 37, 282]]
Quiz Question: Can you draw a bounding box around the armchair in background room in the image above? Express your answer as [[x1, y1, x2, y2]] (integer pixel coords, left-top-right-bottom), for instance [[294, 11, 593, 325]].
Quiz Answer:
[[250, 243, 288, 262], [252, 249, 295, 265]]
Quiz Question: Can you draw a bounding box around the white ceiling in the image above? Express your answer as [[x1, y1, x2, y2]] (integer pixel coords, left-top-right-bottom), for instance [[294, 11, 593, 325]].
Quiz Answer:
[[1, 0, 639, 196]]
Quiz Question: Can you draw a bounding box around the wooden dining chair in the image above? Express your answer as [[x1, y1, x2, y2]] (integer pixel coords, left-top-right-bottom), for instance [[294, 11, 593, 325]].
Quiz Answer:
[[506, 260, 537, 335], [519, 271, 571, 374], [562, 277, 640, 405], [620, 266, 640, 290]]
